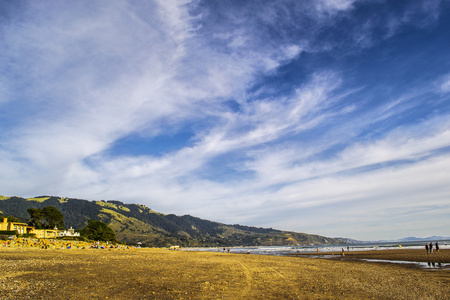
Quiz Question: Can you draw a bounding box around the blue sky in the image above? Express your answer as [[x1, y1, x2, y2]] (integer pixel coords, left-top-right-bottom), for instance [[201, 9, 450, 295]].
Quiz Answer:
[[1, 0, 449, 240]]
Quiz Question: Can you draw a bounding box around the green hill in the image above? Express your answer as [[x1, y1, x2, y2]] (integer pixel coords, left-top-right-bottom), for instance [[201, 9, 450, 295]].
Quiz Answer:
[[0, 195, 352, 247]]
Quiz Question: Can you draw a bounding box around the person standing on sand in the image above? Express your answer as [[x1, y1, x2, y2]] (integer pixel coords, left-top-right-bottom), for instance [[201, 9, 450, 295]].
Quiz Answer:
[[429, 242, 433, 254], [435, 241, 439, 254], [426, 243, 429, 254]]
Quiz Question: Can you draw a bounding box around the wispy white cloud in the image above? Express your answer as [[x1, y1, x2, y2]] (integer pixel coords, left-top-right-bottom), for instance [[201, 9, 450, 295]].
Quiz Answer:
[[440, 73, 450, 93], [266, 152, 450, 239], [350, 0, 443, 47], [316, 0, 356, 13]]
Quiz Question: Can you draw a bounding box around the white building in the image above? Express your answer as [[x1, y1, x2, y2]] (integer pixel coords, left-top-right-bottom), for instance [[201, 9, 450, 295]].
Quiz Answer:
[[58, 227, 80, 237]]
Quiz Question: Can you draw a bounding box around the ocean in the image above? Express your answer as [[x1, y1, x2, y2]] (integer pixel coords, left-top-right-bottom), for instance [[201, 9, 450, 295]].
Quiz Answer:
[[185, 240, 450, 256]]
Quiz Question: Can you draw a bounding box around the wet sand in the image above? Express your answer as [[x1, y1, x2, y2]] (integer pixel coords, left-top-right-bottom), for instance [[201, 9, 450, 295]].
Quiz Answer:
[[1, 248, 449, 299], [292, 248, 450, 263]]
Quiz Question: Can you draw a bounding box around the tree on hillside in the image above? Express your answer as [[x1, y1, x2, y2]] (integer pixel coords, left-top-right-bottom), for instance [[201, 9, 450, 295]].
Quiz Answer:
[[43, 206, 64, 229], [0, 215, 21, 223], [27, 206, 64, 229], [79, 220, 117, 242], [27, 208, 44, 228]]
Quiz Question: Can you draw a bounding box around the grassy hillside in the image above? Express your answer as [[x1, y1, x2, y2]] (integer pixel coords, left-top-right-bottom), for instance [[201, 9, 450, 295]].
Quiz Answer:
[[0, 195, 352, 247]]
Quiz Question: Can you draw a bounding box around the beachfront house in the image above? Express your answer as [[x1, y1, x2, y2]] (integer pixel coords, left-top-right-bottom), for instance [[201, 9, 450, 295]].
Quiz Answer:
[[31, 228, 59, 238], [0, 217, 31, 235]]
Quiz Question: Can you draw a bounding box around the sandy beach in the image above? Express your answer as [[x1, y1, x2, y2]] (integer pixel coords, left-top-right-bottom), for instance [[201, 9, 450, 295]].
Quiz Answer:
[[0, 247, 449, 299]]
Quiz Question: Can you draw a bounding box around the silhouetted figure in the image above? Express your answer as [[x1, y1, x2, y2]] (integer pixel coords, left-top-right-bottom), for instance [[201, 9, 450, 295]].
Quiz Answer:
[[429, 242, 433, 254], [426, 243, 429, 254], [435, 241, 439, 253]]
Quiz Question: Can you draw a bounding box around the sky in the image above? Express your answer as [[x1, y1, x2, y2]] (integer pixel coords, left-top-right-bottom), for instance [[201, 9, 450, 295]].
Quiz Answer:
[[1, 0, 449, 241]]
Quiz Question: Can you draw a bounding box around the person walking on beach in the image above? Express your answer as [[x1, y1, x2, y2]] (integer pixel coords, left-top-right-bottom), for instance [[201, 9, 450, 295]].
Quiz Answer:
[[426, 243, 429, 254], [435, 241, 439, 254], [429, 242, 433, 254]]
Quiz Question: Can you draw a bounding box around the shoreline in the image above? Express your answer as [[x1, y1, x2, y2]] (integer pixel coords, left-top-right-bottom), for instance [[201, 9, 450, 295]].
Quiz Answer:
[[288, 248, 450, 262], [287, 249, 450, 271]]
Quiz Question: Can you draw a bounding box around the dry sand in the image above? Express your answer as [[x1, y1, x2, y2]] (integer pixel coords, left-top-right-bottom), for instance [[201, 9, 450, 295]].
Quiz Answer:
[[0, 247, 449, 299]]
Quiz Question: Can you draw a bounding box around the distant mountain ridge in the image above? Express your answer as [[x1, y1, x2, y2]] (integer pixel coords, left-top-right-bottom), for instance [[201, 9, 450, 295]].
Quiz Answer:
[[366, 236, 450, 243], [397, 236, 449, 242], [0, 195, 353, 247]]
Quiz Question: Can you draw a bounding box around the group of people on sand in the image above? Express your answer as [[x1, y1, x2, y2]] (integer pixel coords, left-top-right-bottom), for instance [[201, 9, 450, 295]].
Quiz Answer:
[[425, 241, 439, 254], [0, 237, 128, 250]]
